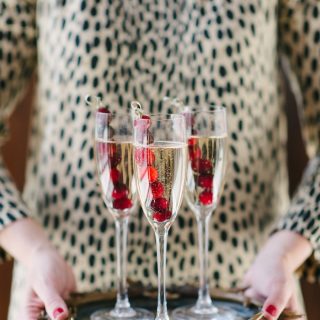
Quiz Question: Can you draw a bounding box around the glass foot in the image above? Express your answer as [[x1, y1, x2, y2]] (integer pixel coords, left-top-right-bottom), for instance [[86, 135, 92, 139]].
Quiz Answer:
[[172, 304, 241, 320], [91, 308, 154, 320]]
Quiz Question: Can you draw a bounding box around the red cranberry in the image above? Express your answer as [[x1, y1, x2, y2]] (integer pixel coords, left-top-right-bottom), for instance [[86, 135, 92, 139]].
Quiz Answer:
[[151, 197, 169, 213], [150, 181, 164, 198], [198, 174, 213, 188], [165, 210, 172, 220], [188, 137, 196, 146], [113, 198, 133, 210], [153, 210, 172, 222], [199, 190, 213, 205], [106, 143, 117, 157], [147, 150, 155, 165], [199, 159, 213, 174], [112, 184, 128, 199], [188, 146, 201, 161], [153, 212, 166, 222], [148, 167, 158, 183], [192, 159, 213, 174], [97, 106, 110, 114], [110, 168, 122, 183], [191, 159, 200, 172]]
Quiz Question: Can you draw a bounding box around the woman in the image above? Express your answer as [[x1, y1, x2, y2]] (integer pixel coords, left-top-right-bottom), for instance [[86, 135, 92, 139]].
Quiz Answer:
[[0, 1, 319, 319]]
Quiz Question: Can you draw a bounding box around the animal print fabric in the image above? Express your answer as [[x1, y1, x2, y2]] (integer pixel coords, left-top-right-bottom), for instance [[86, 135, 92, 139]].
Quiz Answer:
[[0, 0, 319, 316]]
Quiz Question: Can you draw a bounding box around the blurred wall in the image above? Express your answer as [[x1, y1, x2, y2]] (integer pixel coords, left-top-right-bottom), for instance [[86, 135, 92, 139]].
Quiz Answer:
[[0, 80, 319, 319]]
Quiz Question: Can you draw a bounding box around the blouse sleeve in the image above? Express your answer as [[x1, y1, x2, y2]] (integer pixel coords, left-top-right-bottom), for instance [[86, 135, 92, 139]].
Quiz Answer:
[[277, 0, 320, 282], [0, 0, 37, 261]]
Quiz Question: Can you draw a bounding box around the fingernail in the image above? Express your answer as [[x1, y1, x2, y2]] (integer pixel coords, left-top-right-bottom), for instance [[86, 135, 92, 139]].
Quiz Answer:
[[53, 307, 64, 318], [265, 305, 277, 317]]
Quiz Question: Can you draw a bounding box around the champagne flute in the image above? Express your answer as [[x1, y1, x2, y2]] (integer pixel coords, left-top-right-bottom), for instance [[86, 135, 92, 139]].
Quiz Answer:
[[173, 106, 237, 320], [92, 109, 153, 320], [133, 113, 188, 320]]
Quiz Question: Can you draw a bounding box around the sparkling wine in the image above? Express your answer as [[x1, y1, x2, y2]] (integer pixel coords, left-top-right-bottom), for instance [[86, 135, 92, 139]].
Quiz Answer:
[[134, 141, 187, 227], [95, 139, 136, 217], [185, 135, 227, 214]]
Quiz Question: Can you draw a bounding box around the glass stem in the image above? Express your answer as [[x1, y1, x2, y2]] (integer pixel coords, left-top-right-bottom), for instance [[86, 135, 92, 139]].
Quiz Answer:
[[196, 214, 213, 309], [155, 228, 169, 320], [114, 216, 131, 311]]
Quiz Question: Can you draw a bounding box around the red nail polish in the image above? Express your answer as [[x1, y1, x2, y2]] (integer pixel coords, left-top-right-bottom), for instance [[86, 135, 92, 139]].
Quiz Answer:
[[53, 308, 64, 318], [266, 305, 277, 317]]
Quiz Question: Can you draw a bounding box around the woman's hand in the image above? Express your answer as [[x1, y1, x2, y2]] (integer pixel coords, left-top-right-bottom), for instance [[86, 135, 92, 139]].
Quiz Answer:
[[20, 243, 76, 320], [242, 230, 312, 319], [243, 248, 299, 318], [0, 218, 76, 319]]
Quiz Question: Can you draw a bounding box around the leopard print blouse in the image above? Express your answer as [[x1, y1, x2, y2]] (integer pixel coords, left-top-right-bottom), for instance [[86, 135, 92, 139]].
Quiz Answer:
[[0, 0, 319, 313]]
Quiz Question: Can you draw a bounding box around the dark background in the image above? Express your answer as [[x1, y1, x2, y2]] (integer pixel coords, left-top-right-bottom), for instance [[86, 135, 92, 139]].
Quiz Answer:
[[0, 79, 319, 319]]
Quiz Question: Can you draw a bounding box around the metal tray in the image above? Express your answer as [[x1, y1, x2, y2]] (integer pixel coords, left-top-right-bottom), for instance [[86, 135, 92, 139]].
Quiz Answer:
[[38, 287, 260, 320]]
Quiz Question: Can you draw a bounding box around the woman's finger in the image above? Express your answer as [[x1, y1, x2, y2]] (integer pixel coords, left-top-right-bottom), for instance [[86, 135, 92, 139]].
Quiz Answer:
[[244, 287, 265, 304], [287, 293, 303, 314], [36, 285, 69, 320], [23, 287, 44, 320], [262, 279, 292, 320]]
